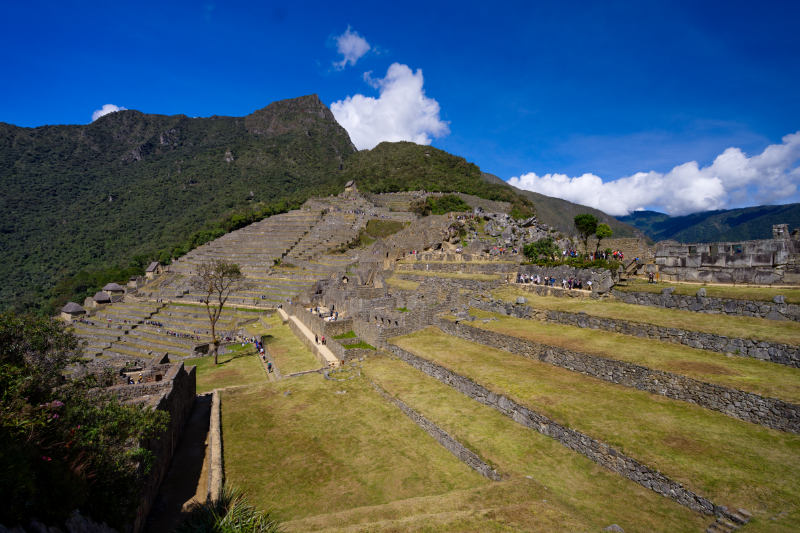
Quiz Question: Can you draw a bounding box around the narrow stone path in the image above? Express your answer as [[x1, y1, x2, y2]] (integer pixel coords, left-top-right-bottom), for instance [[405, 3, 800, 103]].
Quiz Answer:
[[286, 313, 340, 367]]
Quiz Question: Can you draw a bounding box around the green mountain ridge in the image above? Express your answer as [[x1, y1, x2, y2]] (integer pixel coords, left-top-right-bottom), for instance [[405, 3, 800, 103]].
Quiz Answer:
[[619, 203, 800, 242]]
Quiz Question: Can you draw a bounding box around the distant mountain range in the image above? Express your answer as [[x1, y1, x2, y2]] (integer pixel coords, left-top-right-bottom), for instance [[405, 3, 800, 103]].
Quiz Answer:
[[619, 203, 800, 243]]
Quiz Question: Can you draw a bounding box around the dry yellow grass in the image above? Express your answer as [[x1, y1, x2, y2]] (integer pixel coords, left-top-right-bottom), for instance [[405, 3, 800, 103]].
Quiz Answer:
[[492, 285, 800, 344], [391, 327, 800, 524], [457, 308, 800, 403]]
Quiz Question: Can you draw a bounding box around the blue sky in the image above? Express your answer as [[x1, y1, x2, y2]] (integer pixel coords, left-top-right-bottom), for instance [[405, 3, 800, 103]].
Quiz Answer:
[[1, 0, 798, 215]]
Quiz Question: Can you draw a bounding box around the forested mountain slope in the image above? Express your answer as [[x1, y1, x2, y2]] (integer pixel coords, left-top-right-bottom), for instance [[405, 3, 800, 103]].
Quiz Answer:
[[619, 203, 800, 243]]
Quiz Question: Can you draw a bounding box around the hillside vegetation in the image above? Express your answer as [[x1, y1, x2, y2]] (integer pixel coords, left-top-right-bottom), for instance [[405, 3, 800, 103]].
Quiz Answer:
[[619, 203, 800, 242]]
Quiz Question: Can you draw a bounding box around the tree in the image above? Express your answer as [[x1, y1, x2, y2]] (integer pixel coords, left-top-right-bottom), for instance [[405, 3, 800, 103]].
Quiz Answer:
[[191, 259, 246, 364], [594, 223, 613, 256], [523, 237, 559, 261], [574, 214, 598, 254], [0, 313, 168, 529]]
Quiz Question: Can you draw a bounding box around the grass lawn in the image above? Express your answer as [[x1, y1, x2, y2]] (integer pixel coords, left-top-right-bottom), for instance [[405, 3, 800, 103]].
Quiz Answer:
[[493, 286, 800, 345], [617, 278, 800, 304], [385, 276, 420, 291], [361, 356, 707, 533], [455, 309, 800, 404], [391, 328, 800, 525], [221, 373, 486, 525], [186, 347, 265, 393], [261, 314, 322, 374]]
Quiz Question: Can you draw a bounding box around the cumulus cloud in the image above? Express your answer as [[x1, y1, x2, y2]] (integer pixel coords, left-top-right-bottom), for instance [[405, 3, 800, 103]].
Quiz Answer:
[[333, 26, 370, 70], [330, 63, 450, 150], [91, 104, 127, 122], [508, 132, 800, 216]]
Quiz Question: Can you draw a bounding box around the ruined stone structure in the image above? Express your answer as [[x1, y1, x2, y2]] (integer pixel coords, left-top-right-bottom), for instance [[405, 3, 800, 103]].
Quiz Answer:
[[655, 224, 800, 284]]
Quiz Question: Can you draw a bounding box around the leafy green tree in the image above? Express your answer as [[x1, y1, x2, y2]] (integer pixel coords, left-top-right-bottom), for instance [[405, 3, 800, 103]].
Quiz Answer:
[[192, 260, 247, 364], [523, 237, 559, 261], [594, 223, 613, 256], [0, 313, 168, 529], [574, 214, 599, 254]]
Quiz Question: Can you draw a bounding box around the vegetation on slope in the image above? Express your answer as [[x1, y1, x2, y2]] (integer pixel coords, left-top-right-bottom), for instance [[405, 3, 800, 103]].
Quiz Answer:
[[342, 142, 535, 218], [619, 203, 800, 242], [0, 95, 354, 314]]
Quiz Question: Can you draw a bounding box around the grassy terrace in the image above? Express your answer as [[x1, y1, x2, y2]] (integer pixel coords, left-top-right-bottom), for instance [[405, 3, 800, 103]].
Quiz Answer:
[[493, 286, 800, 345], [362, 356, 706, 532], [222, 374, 486, 526], [260, 314, 321, 374], [617, 278, 800, 304], [454, 309, 800, 403], [394, 270, 503, 281], [385, 276, 420, 291], [186, 346, 265, 393], [391, 328, 800, 527]]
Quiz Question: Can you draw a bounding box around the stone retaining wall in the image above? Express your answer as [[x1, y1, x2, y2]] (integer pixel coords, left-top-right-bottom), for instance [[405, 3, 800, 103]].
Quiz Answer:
[[286, 315, 339, 367], [518, 264, 616, 293], [385, 344, 719, 515], [473, 298, 800, 368], [207, 390, 224, 501], [438, 319, 800, 433], [398, 261, 518, 274], [613, 288, 800, 322], [370, 380, 502, 481]]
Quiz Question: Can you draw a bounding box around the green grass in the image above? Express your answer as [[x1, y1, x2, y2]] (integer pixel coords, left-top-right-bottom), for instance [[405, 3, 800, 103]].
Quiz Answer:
[[361, 356, 707, 532], [260, 314, 321, 374], [333, 330, 357, 339], [391, 328, 800, 524], [618, 279, 800, 304], [492, 286, 800, 345], [396, 307, 409, 313], [454, 309, 800, 403], [343, 341, 376, 350], [221, 373, 486, 524], [186, 349, 265, 393]]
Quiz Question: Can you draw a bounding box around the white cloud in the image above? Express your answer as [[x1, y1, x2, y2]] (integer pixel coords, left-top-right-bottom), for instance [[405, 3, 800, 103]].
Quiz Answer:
[[330, 63, 450, 150], [91, 104, 127, 122], [508, 132, 800, 216], [333, 26, 370, 70]]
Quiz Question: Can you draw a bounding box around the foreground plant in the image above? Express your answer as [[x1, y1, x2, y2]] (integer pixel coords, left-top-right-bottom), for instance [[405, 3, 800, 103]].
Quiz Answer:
[[176, 486, 281, 533]]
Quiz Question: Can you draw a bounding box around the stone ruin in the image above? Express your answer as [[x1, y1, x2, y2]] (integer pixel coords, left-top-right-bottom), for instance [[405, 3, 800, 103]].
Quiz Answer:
[[655, 224, 800, 284]]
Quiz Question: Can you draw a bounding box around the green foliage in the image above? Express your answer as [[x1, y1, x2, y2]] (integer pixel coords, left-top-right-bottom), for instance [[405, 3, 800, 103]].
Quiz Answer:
[[333, 330, 357, 339], [0, 97, 354, 314], [364, 219, 405, 238], [428, 194, 472, 215], [0, 313, 169, 529], [524, 257, 620, 271], [176, 485, 281, 533], [523, 238, 559, 261], [594, 223, 613, 254], [343, 341, 376, 350], [573, 214, 599, 252], [343, 142, 535, 218], [396, 307, 409, 313]]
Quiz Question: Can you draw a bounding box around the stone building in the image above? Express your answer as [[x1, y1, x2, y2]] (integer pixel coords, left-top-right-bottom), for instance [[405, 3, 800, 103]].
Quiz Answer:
[[655, 224, 800, 284], [103, 282, 126, 302], [60, 302, 86, 321], [145, 261, 162, 279]]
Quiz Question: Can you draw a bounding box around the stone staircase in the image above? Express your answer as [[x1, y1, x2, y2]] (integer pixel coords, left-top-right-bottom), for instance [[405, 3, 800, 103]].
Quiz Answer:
[[706, 509, 751, 533]]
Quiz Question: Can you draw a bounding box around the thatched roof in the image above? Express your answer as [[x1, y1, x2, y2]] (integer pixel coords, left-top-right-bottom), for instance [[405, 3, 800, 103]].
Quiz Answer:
[[146, 261, 160, 272], [103, 282, 125, 292], [93, 291, 111, 302], [61, 302, 85, 314]]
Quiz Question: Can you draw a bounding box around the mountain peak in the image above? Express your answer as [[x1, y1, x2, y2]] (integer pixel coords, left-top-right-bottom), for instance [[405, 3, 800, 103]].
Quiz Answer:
[[244, 94, 347, 141]]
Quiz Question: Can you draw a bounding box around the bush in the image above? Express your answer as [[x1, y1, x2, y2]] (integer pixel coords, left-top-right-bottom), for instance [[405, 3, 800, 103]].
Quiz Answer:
[[0, 313, 169, 529], [176, 485, 281, 533]]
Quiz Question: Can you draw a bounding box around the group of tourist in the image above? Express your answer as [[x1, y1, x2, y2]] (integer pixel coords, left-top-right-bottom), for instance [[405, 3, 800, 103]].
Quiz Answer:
[[516, 273, 592, 291], [315, 334, 327, 345]]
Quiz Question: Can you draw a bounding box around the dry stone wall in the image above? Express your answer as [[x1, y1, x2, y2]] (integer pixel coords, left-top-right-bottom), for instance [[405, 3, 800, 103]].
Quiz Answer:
[[385, 344, 719, 515], [370, 381, 502, 481], [473, 298, 800, 367], [438, 319, 800, 433], [613, 288, 800, 322]]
